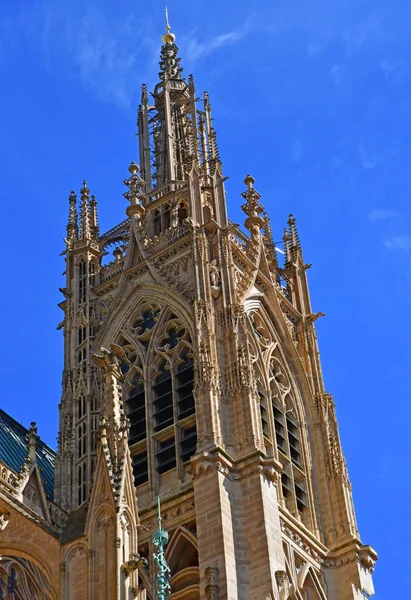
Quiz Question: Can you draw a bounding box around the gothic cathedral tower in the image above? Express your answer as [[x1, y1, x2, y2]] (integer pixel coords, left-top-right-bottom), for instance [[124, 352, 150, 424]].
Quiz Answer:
[[55, 17, 377, 600]]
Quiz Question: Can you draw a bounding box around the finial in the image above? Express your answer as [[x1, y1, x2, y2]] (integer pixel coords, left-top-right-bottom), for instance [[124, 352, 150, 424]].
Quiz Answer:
[[241, 174, 264, 231], [162, 6, 175, 44], [124, 162, 146, 220], [153, 497, 171, 600]]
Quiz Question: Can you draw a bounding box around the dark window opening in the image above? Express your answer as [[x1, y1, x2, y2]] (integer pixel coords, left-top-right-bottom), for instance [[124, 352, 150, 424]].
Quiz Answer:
[[281, 472, 293, 498], [178, 205, 187, 224], [259, 391, 270, 438], [163, 207, 171, 230], [273, 405, 287, 453], [132, 452, 149, 487], [176, 359, 195, 420], [153, 211, 161, 236], [180, 427, 197, 463], [127, 381, 146, 444], [157, 438, 176, 474], [153, 372, 173, 432]]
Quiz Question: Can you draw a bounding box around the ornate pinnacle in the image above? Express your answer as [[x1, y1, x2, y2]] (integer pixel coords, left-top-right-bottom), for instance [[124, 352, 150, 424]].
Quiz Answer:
[[141, 83, 148, 107], [123, 162, 146, 219], [153, 497, 171, 600], [80, 180, 91, 240], [241, 175, 265, 231], [89, 195, 99, 240], [287, 214, 301, 249], [204, 91, 211, 112], [283, 228, 291, 266], [67, 191, 78, 240], [28, 422, 38, 463], [263, 212, 278, 267]]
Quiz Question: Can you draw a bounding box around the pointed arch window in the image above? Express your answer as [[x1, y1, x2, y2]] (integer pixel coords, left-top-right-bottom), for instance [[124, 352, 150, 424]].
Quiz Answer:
[[264, 354, 311, 524], [122, 307, 197, 489]]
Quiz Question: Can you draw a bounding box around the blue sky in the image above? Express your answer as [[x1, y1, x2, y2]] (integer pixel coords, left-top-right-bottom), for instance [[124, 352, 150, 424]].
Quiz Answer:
[[0, 0, 409, 596]]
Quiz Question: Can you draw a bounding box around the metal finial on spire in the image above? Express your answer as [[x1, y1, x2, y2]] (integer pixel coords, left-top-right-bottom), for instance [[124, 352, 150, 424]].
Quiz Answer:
[[162, 5, 175, 44], [153, 497, 171, 600]]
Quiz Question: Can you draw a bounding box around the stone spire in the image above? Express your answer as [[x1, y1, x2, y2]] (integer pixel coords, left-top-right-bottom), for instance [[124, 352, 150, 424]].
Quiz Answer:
[[89, 194, 99, 240], [263, 211, 278, 268], [67, 191, 78, 240], [27, 422, 38, 464], [283, 227, 291, 267], [288, 213, 301, 251], [79, 181, 91, 240]]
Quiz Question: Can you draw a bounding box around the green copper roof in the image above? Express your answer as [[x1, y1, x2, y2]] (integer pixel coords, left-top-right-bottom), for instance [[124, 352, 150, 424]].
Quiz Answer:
[[0, 409, 56, 499]]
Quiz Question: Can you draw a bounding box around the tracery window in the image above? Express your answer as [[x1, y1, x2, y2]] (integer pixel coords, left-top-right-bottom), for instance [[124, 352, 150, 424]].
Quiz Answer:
[[0, 557, 55, 600], [250, 308, 312, 527], [119, 304, 196, 490]]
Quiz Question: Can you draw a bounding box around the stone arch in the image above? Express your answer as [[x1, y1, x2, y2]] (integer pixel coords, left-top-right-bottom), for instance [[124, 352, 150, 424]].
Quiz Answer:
[[0, 542, 56, 588], [297, 563, 327, 600], [166, 526, 200, 599], [97, 284, 194, 352]]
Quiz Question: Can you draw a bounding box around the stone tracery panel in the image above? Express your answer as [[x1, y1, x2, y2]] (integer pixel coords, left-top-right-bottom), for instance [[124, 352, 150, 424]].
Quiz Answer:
[[0, 556, 55, 600]]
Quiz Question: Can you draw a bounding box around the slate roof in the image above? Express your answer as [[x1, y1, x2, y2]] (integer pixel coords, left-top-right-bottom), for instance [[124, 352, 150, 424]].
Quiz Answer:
[[0, 409, 56, 499]]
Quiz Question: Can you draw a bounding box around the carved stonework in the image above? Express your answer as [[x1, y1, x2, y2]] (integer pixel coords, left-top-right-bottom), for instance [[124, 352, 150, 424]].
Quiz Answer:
[[205, 566, 219, 600], [0, 509, 10, 531], [275, 570, 290, 600]]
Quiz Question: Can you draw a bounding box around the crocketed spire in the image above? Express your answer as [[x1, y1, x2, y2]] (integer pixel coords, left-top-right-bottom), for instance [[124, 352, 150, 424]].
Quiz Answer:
[[67, 191, 78, 240]]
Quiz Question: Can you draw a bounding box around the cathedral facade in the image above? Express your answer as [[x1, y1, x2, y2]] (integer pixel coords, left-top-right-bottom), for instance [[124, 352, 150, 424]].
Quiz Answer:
[[0, 19, 377, 600]]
